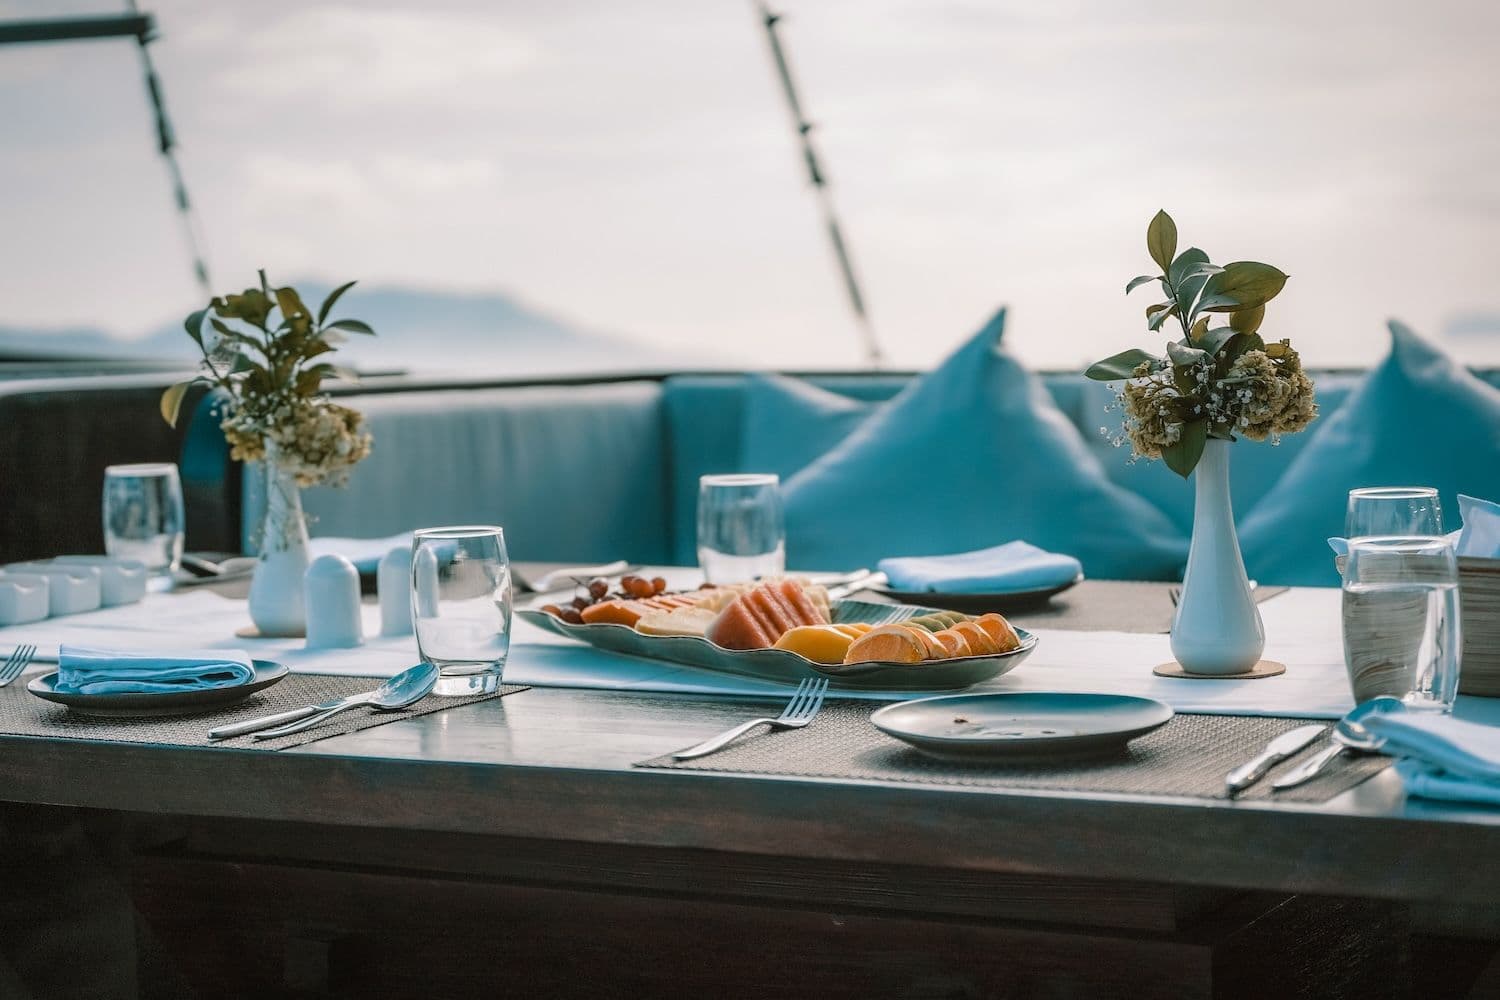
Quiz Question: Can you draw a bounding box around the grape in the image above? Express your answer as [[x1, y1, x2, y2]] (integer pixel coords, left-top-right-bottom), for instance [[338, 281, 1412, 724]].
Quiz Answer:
[[588, 578, 609, 600], [651, 576, 668, 595], [624, 577, 655, 598], [561, 608, 585, 624], [571, 596, 591, 610], [541, 604, 564, 618]]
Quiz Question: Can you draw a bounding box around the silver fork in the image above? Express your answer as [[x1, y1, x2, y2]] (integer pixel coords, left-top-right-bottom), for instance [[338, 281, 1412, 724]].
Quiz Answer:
[[672, 677, 829, 760], [0, 645, 38, 687]]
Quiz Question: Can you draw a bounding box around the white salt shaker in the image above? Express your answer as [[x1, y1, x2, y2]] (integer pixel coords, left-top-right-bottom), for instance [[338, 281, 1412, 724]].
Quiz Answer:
[[0, 573, 50, 626], [2, 564, 101, 616], [304, 554, 363, 649], [377, 546, 414, 637]]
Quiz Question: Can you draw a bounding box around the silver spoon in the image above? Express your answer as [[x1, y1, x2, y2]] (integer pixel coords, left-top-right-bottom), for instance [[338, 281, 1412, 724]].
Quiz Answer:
[[248, 662, 441, 741], [1271, 696, 1402, 790]]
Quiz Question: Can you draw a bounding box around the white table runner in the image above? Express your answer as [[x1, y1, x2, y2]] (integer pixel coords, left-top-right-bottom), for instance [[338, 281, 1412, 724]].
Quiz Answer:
[[0, 585, 1368, 718]]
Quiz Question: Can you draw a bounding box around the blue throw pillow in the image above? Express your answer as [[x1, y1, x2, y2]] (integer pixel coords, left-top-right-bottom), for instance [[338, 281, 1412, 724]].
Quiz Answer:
[[780, 309, 1189, 579], [740, 373, 877, 482], [1239, 322, 1500, 587]]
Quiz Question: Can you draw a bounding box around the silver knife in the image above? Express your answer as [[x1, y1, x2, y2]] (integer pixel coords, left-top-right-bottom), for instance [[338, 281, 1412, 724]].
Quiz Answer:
[[207, 698, 346, 741], [1225, 724, 1327, 794]]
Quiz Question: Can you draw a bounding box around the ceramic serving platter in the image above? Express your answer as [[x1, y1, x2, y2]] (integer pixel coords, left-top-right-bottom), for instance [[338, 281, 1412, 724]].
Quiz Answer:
[[28, 660, 290, 717], [517, 598, 1036, 691], [870, 692, 1173, 761]]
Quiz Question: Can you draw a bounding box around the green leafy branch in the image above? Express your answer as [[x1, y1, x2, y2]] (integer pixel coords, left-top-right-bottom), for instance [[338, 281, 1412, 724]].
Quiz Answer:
[[160, 271, 375, 427], [1085, 210, 1291, 477]]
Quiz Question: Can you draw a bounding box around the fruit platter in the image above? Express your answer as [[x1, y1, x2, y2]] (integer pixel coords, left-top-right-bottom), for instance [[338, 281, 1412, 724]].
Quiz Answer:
[[518, 575, 1037, 691]]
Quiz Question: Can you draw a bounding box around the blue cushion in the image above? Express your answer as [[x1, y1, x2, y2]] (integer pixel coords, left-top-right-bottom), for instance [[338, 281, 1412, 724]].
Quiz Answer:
[[780, 310, 1189, 579], [1239, 322, 1500, 586], [1077, 375, 1363, 534], [740, 373, 876, 482], [661, 374, 908, 563], [257, 382, 672, 564]]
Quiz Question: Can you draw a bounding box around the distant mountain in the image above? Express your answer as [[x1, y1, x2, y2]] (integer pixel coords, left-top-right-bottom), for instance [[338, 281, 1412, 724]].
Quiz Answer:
[[0, 284, 706, 374]]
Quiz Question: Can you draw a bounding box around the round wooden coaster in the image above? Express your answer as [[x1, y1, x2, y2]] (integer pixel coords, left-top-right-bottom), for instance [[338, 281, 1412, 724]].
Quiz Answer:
[[1153, 659, 1286, 680]]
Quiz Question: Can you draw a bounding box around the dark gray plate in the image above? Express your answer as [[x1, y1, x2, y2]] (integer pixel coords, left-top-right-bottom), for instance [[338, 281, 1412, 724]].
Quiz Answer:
[[871, 573, 1083, 614], [27, 661, 289, 717], [870, 692, 1173, 761], [518, 598, 1036, 691]]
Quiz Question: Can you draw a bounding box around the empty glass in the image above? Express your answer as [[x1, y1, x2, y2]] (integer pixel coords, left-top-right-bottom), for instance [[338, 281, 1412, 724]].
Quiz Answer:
[[103, 463, 184, 578], [1346, 487, 1442, 540], [1342, 535, 1461, 712], [697, 473, 785, 584], [411, 526, 512, 696]]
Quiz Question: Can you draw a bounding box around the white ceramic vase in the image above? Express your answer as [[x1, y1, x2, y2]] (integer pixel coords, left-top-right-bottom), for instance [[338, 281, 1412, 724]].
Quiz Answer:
[[247, 446, 310, 638], [1169, 438, 1265, 675]]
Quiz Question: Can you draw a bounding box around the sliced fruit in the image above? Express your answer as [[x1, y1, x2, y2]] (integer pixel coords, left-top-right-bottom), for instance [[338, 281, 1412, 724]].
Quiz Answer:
[[635, 606, 717, 638], [579, 599, 653, 626], [974, 613, 1022, 653], [844, 624, 928, 664], [951, 621, 999, 655], [773, 624, 856, 664], [932, 628, 972, 658], [899, 624, 949, 659]]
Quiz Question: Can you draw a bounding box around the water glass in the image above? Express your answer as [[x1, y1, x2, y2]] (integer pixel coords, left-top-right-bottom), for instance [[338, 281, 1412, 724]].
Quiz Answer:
[[1346, 487, 1442, 540], [1342, 535, 1461, 712], [103, 463, 184, 578], [411, 526, 512, 696], [697, 473, 785, 584]]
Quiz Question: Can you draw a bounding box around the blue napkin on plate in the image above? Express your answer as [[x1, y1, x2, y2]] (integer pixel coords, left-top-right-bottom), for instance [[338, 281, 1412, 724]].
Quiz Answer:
[[56, 645, 255, 695], [1363, 711, 1500, 807], [877, 541, 1083, 595]]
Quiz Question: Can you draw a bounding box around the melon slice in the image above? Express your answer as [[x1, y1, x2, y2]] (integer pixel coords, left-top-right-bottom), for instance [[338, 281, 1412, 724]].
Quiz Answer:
[[844, 624, 927, 664], [773, 624, 855, 664], [580, 599, 652, 626], [635, 606, 717, 638]]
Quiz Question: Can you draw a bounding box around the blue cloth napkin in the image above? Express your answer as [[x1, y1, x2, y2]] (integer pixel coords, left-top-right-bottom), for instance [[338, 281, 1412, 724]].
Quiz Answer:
[[1363, 711, 1500, 807], [877, 541, 1083, 595], [56, 645, 254, 695]]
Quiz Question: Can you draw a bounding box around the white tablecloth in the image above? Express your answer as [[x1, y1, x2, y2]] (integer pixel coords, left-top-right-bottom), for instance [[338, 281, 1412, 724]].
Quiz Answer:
[[0, 585, 1373, 718]]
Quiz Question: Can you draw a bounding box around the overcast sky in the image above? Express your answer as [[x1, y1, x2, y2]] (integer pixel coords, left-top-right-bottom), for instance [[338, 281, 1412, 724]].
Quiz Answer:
[[2, 0, 1497, 370]]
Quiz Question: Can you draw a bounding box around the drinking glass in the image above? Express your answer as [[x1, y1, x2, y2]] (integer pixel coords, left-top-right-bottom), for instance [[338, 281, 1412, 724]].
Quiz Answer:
[[1342, 535, 1461, 712], [1346, 487, 1442, 540], [697, 473, 785, 584], [411, 526, 512, 696], [103, 463, 184, 578]]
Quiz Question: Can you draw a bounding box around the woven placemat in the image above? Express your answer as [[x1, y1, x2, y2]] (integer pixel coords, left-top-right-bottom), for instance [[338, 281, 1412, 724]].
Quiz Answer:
[[0, 673, 527, 751], [637, 703, 1388, 803]]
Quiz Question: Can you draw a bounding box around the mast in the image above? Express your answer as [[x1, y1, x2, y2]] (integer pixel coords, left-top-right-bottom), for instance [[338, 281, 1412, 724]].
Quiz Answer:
[[756, 3, 884, 368]]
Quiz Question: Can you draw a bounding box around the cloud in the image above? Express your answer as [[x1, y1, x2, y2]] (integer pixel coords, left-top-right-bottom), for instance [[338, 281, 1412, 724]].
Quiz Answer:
[[216, 6, 537, 109]]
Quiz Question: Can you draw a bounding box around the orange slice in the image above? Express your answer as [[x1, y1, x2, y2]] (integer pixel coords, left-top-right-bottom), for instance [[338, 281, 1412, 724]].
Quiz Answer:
[[932, 628, 972, 658], [952, 621, 999, 655], [974, 613, 1022, 653]]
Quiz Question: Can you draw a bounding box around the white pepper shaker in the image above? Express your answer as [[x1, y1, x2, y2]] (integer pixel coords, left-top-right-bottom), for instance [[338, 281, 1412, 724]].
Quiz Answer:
[[377, 545, 414, 637], [304, 554, 363, 649]]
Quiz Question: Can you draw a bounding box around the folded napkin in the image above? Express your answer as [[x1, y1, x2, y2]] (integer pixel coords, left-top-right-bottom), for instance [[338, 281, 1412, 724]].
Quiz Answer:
[[1457, 494, 1500, 558], [56, 645, 255, 695], [877, 541, 1083, 595], [1363, 711, 1500, 807]]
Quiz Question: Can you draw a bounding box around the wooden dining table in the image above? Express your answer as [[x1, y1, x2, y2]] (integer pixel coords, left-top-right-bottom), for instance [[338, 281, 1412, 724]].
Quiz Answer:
[[2, 579, 1499, 999]]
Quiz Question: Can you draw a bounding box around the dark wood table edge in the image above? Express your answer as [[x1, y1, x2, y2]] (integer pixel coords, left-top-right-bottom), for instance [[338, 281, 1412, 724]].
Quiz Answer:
[[3, 728, 1498, 909]]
